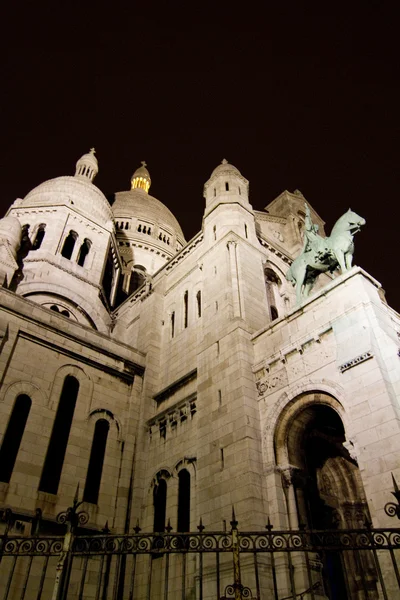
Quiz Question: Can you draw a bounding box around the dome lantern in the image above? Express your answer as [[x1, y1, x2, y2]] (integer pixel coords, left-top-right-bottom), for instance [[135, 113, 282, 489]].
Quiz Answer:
[[131, 161, 151, 193], [75, 148, 98, 182]]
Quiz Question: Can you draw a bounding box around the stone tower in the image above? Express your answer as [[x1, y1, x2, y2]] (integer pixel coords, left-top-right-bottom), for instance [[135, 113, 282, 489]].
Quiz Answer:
[[5, 150, 120, 331]]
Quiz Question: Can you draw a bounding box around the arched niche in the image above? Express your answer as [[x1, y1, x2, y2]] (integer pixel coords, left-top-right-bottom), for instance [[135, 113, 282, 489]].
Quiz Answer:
[[274, 392, 376, 598]]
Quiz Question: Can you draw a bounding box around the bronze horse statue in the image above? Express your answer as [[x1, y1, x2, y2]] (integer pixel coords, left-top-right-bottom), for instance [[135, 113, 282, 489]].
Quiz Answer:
[[286, 208, 366, 304]]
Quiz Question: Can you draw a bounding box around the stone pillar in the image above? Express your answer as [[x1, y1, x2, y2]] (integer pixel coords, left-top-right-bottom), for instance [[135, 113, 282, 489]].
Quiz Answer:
[[227, 241, 242, 319]]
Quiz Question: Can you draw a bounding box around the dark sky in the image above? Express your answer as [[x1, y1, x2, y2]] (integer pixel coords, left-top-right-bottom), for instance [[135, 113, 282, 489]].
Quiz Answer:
[[2, 4, 400, 309]]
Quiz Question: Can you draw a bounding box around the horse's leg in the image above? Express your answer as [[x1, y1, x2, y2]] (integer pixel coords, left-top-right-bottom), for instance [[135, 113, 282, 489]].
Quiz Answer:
[[335, 249, 347, 273], [345, 252, 353, 270], [303, 280, 314, 297], [296, 265, 307, 304], [295, 274, 302, 304]]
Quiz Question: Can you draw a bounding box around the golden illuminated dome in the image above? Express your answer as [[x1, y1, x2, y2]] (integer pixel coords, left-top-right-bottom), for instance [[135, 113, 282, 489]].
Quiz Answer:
[[131, 161, 151, 193]]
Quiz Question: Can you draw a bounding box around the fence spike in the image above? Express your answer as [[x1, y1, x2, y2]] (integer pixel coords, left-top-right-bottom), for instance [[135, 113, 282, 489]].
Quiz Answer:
[[266, 517, 273, 531], [197, 517, 205, 532], [165, 518, 172, 533], [230, 506, 238, 529], [102, 520, 110, 534], [391, 473, 400, 502], [73, 482, 80, 504], [133, 519, 141, 534]]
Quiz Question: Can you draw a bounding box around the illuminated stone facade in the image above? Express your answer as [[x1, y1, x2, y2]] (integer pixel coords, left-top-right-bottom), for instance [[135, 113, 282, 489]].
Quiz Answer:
[[0, 151, 399, 548]]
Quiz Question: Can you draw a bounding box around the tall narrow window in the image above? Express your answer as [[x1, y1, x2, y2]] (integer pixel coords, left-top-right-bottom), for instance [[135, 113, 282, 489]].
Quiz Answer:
[[0, 395, 31, 483], [77, 239, 91, 267], [61, 231, 78, 260], [265, 268, 281, 323], [196, 290, 202, 318], [184, 291, 188, 328], [270, 305, 279, 320], [83, 419, 109, 504], [153, 479, 167, 532], [213, 225, 217, 241], [32, 224, 46, 250], [225, 182, 229, 191], [171, 311, 175, 338], [129, 265, 146, 296], [177, 470, 191, 532], [39, 375, 79, 495]]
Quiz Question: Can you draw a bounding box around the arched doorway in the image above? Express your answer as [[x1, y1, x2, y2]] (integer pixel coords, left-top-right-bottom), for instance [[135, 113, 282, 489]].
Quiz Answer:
[[274, 393, 378, 599]]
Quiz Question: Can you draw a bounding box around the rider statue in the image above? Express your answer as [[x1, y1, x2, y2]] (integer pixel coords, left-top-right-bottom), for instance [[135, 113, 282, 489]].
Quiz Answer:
[[286, 203, 366, 305], [301, 203, 329, 259]]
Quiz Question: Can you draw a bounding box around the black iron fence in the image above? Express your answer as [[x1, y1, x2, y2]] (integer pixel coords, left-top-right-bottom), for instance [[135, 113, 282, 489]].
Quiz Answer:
[[1, 513, 400, 599]]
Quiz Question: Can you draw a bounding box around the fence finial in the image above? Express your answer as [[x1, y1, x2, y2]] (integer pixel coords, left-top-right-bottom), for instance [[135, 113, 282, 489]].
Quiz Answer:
[[230, 506, 238, 529], [384, 473, 400, 520]]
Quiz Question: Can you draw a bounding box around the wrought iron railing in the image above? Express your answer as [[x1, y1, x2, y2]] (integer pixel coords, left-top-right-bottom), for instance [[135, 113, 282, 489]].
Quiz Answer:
[[1, 477, 400, 599]]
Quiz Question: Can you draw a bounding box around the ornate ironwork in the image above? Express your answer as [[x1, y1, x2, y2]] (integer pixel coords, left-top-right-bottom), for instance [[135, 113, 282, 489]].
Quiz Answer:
[[220, 582, 255, 599], [56, 484, 89, 530], [385, 472, 400, 519], [1, 507, 400, 599]]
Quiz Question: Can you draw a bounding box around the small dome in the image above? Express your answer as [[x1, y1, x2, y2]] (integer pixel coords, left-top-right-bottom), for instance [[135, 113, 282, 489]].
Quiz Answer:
[[204, 159, 249, 200], [131, 161, 151, 193], [0, 216, 22, 255], [113, 188, 185, 242], [75, 148, 98, 182], [210, 158, 242, 179]]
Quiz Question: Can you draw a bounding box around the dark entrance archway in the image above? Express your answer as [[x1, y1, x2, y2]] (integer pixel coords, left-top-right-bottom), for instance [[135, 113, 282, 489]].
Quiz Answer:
[[275, 394, 378, 599]]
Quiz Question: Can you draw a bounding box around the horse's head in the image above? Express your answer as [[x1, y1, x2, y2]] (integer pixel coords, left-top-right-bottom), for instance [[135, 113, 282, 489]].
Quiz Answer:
[[332, 208, 366, 235], [346, 208, 366, 234]]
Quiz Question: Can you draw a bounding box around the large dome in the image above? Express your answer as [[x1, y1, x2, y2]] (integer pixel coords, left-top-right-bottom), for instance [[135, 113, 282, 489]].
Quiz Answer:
[[112, 188, 185, 243], [13, 176, 113, 228]]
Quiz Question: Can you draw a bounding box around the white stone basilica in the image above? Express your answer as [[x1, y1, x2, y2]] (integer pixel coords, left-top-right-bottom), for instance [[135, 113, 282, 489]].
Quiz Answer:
[[0, 150, 399, 597]]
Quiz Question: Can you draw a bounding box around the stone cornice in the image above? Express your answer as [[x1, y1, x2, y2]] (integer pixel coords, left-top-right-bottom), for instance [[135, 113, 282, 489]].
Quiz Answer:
[[23, 257, 102, 291], [19, 331, 143, 382], [154, 369, 197, 403]]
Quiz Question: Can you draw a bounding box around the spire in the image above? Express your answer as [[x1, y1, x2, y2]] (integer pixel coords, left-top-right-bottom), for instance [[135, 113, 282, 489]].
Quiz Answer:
[[131, 161, 151, 193], [75, 148, 98, 182]]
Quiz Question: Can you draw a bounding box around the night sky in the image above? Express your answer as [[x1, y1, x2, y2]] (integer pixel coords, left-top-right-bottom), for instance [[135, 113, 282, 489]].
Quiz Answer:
[[2, 4, 400, 308]]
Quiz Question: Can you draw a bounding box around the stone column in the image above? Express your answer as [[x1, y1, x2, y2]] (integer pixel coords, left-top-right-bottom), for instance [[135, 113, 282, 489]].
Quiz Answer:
[[227, 241, 242, 319]]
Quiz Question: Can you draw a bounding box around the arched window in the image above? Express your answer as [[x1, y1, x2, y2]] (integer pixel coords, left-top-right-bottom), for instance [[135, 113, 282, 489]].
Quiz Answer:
[[83, 419, 109, 504], [171, 311, 175, 339], [77, 239, 91, 267], [177, 469, 191, 532], [32, 224, 46, 250], [265, 267, 282, 322], [0, 395, 31, 483], [270, 305, 279, 320], [39, 375, 79, 495], [196, 290, 202, 318], [61, 231, 78, 260], [153, 478, 167, 532], [128, 265, 146, 296], [183, 291, 188, 328]]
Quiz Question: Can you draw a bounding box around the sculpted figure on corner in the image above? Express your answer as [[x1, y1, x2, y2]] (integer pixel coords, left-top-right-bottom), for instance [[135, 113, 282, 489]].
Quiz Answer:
[[286, 203, 366, 304]]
